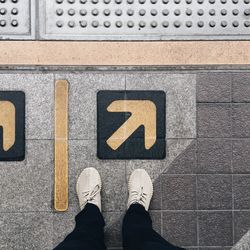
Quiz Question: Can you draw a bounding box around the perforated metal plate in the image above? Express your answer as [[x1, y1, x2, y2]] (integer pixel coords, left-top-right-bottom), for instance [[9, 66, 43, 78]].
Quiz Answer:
[[0, 0, 35, 39], [39, 0, 250, 40]]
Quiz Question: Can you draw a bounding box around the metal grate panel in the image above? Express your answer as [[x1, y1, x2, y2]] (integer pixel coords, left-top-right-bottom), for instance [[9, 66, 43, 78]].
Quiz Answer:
[[0, 0, 35, 39], [39, 0, 250, 40]]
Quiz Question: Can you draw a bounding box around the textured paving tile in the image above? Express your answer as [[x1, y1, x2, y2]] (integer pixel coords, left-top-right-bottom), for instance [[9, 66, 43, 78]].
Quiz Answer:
[[166, 141, 197, 174], [233, 175, 250, 209], [0, 212, 53, 250], [197, 139, 232, 174], [0, 140, 53, 212], [232, 73, 250, 102], [0, 74, 54, 139], [197, 73, 232, 103], [162, 211, 197, 247], [232, 140, 250, 173], [125, 73, 196, 138], [232, 104, 250, 138], [197, 175, 232, 210], [55, 73, 125, 140], [198, 211, 233, 247], [69, 140, 127, 212], [161, 175, 196, 210], [197, 103, 231, 138], [234, 211, 250, 244]]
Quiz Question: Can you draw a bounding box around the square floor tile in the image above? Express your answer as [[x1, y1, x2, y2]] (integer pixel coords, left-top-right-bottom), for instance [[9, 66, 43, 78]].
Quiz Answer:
[[197, 103, 231, 138], [197, 73, 232, 103], [233, 175, 250, 209], [162, 211, 197, 247], [197, 139, 232, 174], [198, 212, 233, 246], [232, 73, 250, 102], [197, 175, 232, 210], [0, 91, 25, 161], [232, 140, 250, 173], [232, 104, 250, 138], [97, 91, 166, 159], [161, 175, 196, 210]]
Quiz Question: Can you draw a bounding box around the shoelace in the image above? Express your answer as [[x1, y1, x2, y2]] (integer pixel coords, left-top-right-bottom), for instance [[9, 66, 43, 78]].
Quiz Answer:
[[130, 186, 147, 205], [80, 184, 100, 209]]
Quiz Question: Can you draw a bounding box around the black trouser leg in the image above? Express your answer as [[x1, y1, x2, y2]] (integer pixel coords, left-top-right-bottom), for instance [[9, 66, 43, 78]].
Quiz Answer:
[[122, 204, 185, 250], [54, 203, 107, 250]]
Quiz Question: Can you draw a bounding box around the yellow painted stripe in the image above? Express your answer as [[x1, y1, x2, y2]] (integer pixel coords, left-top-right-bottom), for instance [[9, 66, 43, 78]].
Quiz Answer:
[[0, 41, 249, 66], [54, 80, 69, 212]]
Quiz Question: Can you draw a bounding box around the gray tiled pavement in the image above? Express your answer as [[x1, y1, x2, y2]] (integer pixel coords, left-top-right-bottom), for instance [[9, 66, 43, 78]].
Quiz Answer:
[[0, 71, 250, 249]]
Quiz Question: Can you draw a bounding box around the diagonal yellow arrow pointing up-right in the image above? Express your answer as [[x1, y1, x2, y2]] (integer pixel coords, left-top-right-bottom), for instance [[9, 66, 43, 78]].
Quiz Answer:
[[106, 100, 157, 151]]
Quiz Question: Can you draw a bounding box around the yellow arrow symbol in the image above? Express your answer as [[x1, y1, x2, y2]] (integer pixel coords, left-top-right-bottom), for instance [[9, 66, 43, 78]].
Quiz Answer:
[[0, 101, 16, 152], [106, 100, 157, 151]]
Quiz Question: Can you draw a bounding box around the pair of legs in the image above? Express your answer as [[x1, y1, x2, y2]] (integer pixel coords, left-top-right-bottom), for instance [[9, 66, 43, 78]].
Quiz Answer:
[[54, 168, 184, 250]]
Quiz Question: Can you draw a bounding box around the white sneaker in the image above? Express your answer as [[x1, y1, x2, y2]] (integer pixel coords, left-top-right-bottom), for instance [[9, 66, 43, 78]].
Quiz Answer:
[[76, 167, 102, 211], [127, 169, 153, 211]]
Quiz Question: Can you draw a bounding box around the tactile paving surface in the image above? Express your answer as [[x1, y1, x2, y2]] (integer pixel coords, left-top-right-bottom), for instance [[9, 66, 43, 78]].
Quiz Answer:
[[39, 0, 250, 40], [0, 0, 35, 39]]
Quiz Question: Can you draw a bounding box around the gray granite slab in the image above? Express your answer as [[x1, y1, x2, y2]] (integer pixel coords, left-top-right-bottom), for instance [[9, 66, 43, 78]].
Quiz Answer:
[[0, 73, 54, 139], [197, 73, 232, 103], [0, 140, 53, 212], [197, 175, 232, 210], [125, 73, 196, 139], [69, 140, 127, 212], [55, 73, 125, 140], [0, 212, 53, 250]]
